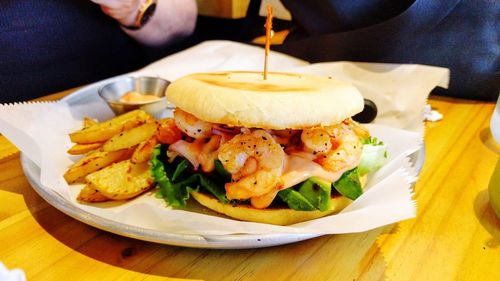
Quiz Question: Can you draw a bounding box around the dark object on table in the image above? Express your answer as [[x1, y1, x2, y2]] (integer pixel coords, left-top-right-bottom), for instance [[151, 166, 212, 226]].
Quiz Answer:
[[353, 99, 378, 123]]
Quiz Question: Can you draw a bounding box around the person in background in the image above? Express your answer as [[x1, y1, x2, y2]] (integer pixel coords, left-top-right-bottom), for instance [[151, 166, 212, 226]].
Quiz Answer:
[[92, 0, 196, 46], [184, 0, 498, 101], [273, 0, 499, 101], [0, 0, 196, 103]]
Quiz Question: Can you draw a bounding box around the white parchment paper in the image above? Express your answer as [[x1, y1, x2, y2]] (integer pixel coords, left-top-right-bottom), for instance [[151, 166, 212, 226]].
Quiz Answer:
[[0, 40, 449, 235]]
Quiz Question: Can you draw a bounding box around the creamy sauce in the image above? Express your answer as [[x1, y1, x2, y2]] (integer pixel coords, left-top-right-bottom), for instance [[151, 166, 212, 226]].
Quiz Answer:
[[281, 154, 347, 189], [248, 154, 348, 209], [120, 91, 160, 103]]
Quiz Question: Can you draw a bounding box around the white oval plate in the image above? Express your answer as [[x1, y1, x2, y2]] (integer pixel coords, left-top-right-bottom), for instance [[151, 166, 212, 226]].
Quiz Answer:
[[22, 76, 424, 249]]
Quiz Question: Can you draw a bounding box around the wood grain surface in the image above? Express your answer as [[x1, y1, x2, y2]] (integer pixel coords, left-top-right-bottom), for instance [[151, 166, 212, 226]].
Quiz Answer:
[[196, 0, 251, 19], [0, 94, 499, 281]]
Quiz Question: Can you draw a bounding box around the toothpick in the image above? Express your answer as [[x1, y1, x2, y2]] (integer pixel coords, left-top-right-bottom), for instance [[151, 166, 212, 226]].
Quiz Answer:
[[264, 5, 273, 80]]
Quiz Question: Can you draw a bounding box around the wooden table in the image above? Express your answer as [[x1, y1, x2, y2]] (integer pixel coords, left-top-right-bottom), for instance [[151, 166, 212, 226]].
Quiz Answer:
[[0, 92, 499, 281]]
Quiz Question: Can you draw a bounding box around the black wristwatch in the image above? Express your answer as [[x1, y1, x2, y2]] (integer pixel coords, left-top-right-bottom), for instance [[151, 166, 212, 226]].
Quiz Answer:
[[122, 0, 157, 30]]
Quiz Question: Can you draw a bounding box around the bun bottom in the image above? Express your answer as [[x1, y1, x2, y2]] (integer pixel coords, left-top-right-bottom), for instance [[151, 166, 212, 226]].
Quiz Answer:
[[190, 192, 352, 226]]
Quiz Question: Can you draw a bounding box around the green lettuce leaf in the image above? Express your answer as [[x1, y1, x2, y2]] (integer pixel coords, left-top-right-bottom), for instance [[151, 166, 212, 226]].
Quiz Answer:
[[150, 145, 228, 208], [166, 174, 200, 208], [214, 159, 231, 182], [198, 173, 229, 204], [358, 137, 388, 176], [172, 159, 189, 182], [150, 145, 178, 206]]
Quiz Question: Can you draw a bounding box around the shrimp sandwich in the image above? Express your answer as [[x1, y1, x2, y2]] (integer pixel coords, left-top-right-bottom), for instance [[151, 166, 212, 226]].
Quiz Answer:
[[150, 71, 387, 225]]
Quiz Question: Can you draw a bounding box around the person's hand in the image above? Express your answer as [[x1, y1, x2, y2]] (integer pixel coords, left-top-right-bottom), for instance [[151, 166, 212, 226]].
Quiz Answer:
[[91, 0, 197, 46], [91, 0, 143, 26]]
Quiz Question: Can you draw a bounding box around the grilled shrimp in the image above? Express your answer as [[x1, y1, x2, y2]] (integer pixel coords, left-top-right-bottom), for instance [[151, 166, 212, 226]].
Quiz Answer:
[[156, 118, 182, 144], [344, 118, 370, 140], [301, 127, 332, 154], [301, 122, 363, 172], [168, 135, 221, 172], [218, 130, 285, 203], [198, 135, 221, 172], [173, 109, 212, 139]]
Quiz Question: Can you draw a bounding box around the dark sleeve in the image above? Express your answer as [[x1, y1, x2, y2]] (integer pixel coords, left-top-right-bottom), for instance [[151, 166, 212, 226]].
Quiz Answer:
[[278, 0, 500, 101], [0, 0, 149, 103]]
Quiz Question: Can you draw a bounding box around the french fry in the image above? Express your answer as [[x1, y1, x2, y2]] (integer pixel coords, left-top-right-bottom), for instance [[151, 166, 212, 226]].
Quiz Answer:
[[131, 136, 157, 164], [86, 160, 154, 200], [67, 142, 103, 155], [69, 109, 151, 144], [66, 110, 160, 203], [67, 117, 103, 155], [102, 121, 157, 152], [64, 148, 134, 184], [77, 184, 109, 202], [83, 117, 98, 128]]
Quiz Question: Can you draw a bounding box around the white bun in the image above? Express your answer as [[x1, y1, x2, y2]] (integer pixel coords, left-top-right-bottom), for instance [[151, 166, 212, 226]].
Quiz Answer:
[[191, 191, 351, 225], [167, 71, 364, 129]]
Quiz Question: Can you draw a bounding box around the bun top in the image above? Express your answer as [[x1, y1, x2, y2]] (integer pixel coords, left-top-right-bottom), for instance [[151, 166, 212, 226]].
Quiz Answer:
[[166, 71, 364, 129]]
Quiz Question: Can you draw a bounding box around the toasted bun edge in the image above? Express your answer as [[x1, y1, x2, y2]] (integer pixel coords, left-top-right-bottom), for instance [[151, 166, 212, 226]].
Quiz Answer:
[[190, 192, 350, 226], [190, 175, 367, 225]]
